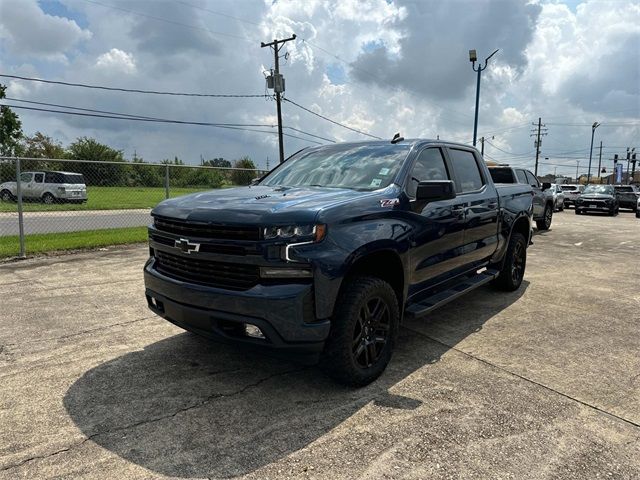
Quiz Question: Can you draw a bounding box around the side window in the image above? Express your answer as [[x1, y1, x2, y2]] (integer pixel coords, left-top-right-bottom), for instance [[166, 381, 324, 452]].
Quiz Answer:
[[20, 173, 32, 183], [525, 171, 540, 188], [515, 170, 528, 184], [407, 148, 449, 197], [45, 172, 55, 183], [448, 148, 484, 193], [34, 173, 44, 183]]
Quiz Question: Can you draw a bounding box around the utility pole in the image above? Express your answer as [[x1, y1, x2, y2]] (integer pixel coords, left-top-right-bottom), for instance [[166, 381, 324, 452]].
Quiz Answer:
[[631, 151, 637, 184], [596, 141, 602, 179], [480, 136, 485, 156], [261, 34, 296, 164], [530, 117, 547, 176], [587, 122, 600, 184], [576, 160, 580, 184]]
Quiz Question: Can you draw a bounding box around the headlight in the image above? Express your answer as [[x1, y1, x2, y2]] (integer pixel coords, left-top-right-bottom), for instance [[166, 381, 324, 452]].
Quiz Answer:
[[263, 224, 326, 242]]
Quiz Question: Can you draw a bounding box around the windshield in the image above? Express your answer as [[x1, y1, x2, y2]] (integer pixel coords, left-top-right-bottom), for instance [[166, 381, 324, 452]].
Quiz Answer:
[[583, 185, 613, 194], [260, 143, 411, 190], [614, 186, 633, 192]]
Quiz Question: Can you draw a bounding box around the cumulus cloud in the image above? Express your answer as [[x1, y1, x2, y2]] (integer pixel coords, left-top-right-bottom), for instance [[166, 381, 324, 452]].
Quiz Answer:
[[95, 48, 137, 74], [0, 0, 91, 60], [1, 0, 637, 178]]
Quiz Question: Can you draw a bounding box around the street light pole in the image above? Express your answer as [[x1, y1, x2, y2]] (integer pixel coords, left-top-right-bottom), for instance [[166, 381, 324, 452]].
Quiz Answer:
[[469, 49, 499, 147], [586, 122, 600, 185]]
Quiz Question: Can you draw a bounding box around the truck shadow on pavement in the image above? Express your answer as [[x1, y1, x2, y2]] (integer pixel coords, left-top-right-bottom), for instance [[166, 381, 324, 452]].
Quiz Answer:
[[64, 282, 528, 478]]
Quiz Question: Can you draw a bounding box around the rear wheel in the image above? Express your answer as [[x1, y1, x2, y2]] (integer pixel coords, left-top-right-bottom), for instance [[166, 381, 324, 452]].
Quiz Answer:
[[320, 275, 399, 387], [536, 205, 553, 230], [492, 232, 527, 292], [0, 189, 14, 202], [42, 193, 56, 205]]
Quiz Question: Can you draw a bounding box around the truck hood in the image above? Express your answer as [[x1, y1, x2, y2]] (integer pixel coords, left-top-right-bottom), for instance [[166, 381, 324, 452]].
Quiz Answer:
[[152, 185, 384, 224]]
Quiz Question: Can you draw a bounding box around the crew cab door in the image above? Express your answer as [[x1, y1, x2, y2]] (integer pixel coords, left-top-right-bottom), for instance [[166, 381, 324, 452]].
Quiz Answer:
[[524, 170, 545, 217], [446, 147, 500, 266], [405, 146, 466, 294], [31, 172, 45, 199]]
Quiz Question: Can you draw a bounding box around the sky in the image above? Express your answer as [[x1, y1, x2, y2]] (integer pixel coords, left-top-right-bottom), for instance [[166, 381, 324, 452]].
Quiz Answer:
[[0, 0, 638, 177]]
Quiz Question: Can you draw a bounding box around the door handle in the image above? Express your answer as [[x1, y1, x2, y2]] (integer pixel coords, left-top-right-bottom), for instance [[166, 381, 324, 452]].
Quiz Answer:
[[487, 202, 498, 209], [451, 206, 465, 215]]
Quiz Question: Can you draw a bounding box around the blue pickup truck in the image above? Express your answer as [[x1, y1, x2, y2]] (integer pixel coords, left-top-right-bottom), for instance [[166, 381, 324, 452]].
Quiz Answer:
[[144, 139, 533, 386]]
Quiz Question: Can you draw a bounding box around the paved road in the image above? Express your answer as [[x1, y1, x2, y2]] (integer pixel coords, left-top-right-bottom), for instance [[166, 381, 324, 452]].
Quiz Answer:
[[0, 212, 639, 479], [0, 209, 152, 236]]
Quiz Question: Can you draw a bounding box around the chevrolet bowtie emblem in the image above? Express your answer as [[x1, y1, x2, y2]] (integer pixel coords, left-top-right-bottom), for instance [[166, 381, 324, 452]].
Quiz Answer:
[[175, 238, 200, 254]]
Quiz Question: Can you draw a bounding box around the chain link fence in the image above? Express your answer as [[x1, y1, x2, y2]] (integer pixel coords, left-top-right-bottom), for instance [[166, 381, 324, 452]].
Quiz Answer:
[[0, 157, 268, 259]]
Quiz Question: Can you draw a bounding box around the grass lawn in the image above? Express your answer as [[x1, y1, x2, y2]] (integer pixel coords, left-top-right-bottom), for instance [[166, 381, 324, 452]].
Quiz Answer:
[[0, 227, 148, 258], [0, 186, 210, 212]]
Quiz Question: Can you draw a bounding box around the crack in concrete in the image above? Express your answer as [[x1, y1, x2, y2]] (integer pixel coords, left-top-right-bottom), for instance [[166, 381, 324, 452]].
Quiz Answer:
[[3, 315, 157, 348], [405, 326, 640, 430], [0, 367, 305, 473]]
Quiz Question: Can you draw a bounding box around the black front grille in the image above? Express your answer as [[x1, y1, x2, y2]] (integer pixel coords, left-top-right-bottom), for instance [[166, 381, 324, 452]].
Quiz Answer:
[[154, 250, 259, 290], [153, 216, 260, 241], [149, 233, 247, 255]]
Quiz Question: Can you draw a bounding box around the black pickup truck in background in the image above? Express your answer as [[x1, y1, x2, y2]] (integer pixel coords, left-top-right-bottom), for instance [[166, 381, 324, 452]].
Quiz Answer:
[[487, 165, 554, 230], [613, 185, 640, 211], [144, 139, 534, 386]]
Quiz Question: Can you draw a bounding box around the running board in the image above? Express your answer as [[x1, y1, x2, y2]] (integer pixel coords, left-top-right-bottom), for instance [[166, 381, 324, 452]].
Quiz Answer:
[[404, 268, 500, 320]]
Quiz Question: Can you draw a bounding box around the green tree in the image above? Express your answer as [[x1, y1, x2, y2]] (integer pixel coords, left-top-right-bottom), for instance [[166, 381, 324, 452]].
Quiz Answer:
[[231, 156, 257, 186], [128, 153, 163, 187], [204, 157, 231, 168], [66, 137, 127, 186], [0, 84, 23, 156], [20, 132, 65, 159]]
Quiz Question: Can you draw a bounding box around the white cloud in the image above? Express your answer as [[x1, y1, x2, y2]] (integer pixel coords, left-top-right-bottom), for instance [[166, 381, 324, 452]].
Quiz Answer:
[[0, 0, 637, 178], [95, 49, 136, 74], [0, 0, 91, 61]]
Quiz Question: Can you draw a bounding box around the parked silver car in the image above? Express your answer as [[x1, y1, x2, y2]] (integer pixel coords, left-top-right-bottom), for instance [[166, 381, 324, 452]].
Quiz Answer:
[[0, 171, 87, 204], [560, 184, 584, 208], [550, 184, 565, 211]]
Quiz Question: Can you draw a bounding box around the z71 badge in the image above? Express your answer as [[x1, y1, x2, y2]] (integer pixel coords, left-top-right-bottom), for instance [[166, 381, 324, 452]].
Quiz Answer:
[[380, 198, 399, 208]]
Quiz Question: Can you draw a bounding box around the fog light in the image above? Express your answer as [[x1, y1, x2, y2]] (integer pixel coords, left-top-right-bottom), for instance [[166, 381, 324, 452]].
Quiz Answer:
[[244, 323, 265, 339]]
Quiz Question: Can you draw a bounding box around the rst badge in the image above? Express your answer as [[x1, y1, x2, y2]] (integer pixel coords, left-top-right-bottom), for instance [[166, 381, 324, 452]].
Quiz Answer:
[[380, 198, 399, 208], [175, 238, 200, 254]]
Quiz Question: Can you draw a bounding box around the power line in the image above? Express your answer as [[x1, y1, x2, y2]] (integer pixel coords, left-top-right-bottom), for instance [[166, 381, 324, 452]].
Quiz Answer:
[[0, 74, 267, 98], [82, 0, 251, 42], [284, 97, 382, 140], [0, 103, 324, 145]]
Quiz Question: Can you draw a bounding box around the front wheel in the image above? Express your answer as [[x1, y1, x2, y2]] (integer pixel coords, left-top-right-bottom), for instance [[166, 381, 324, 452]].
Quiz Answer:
[[42, 193, 56, 205], [320, 275, 399, 387], [492, 232, 527, 292], [0, 189, 14, 202], [536, 205, 553, 230], [575, 208, 582, 215]]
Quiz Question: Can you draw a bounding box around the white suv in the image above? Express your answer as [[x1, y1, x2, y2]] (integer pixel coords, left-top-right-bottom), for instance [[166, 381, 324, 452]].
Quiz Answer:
[[0, 171, 87, 204]]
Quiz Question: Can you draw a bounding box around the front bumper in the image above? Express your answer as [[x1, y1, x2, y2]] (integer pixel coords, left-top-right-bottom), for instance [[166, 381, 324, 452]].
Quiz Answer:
[[144, 258, 331, 357], [576, 202, 614, 211]]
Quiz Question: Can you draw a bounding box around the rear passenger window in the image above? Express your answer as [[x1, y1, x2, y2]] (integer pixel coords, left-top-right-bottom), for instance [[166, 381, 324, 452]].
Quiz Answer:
[[515, 170, 528, 184], [34, 173, 44, 183], [407, 148, 449, 197], [525, 171, 540, 187], [448, 149, 484, 193]]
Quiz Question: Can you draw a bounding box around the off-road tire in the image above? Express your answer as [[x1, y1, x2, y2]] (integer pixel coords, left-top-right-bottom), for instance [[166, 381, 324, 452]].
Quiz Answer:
[[492, 232, 527, 292], [320, 275, 399, 387], [536, 204, 553, 230], [0, 189, 14, 202]]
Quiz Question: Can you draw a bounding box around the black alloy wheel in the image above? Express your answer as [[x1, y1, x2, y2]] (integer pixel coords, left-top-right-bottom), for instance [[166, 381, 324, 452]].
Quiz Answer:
[[352, 296, 391, 368], [511, 240, 526, 286], [321, 275, 399, 386], [536, 205, 553, 230]]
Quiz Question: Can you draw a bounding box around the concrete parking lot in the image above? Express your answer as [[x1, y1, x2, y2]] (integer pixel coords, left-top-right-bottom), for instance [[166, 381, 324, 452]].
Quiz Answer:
[[0, 211, 638, 479]]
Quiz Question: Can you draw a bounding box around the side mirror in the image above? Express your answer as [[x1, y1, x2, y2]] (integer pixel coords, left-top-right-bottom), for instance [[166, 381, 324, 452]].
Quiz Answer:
[[415, 180, 456, 202], [250, 177, 261, 186], [542, 182, 551, 190]]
